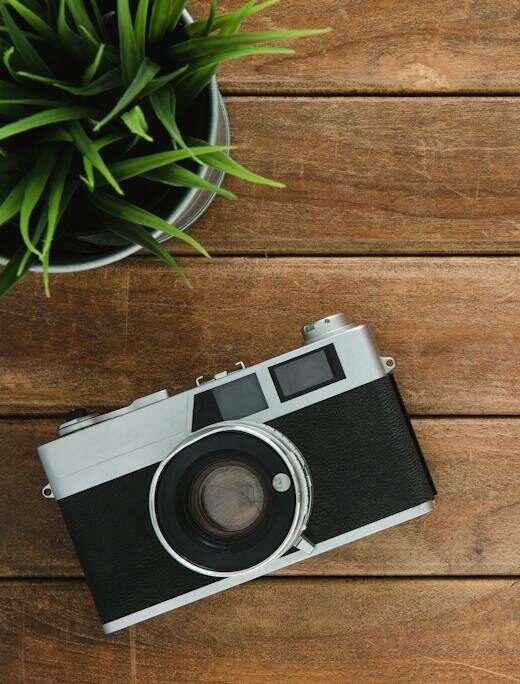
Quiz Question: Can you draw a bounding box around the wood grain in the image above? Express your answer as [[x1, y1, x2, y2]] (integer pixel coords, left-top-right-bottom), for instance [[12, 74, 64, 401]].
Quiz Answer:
[[1, 418, 518, 578], [174, 97, 520, 255], [0, 257, 519, 415], [189, 0, 520, 94], [0, 579, 518, 683]]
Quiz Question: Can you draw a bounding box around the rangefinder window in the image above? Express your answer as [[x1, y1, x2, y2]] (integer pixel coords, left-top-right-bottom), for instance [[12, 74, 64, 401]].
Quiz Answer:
[[269, 345, 345, 401], [192, 374, 268, 430]]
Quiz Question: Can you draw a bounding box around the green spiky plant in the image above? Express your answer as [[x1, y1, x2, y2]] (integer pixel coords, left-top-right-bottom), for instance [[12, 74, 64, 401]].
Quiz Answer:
[[0, 0, 328, 296]]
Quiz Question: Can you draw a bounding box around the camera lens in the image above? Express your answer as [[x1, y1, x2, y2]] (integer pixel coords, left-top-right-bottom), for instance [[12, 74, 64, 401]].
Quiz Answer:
[[151, 423, 312, 577], [188, 459, 267, 538]]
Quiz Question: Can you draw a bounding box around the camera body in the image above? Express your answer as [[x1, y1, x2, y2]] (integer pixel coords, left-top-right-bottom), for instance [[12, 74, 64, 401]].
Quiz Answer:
[[38, 314, 435, 633]]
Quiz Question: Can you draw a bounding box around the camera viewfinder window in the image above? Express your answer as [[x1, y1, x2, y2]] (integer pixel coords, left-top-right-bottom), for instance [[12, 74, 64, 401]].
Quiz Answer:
[[269, 345, 345, 401], [192, 374, 268, 430], [212, 374, 268, 420]]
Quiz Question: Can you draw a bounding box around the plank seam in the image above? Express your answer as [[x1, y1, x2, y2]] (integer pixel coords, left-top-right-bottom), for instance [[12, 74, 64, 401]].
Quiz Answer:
[[221, 91, 520, 98], [133, 253, 520, 260], [0, 575, 518, 583], [3, 413, 520, 420]]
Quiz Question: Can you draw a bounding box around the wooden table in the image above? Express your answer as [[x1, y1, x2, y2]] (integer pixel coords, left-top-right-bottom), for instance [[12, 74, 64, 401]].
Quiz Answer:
[[1, 2, 520, 682]]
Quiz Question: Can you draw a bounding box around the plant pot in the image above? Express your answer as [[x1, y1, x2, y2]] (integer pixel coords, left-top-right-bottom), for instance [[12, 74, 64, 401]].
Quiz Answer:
[[0, 9, 231, 275]]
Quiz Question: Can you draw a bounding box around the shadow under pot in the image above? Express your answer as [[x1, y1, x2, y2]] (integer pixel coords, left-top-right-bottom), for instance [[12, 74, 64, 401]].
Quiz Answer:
[[149, 423, 313, 577]]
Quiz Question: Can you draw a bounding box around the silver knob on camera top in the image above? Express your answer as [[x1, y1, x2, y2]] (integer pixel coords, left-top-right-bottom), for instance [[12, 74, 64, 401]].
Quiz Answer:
[[302, 313, 355, 345]]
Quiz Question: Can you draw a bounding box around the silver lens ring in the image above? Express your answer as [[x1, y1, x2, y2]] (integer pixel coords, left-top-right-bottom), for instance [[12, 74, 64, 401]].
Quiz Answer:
[[149, 421, 313, 578]]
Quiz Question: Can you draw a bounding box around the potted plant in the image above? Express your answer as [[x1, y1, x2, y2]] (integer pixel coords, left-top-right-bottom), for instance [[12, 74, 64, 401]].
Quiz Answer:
[[0, 0, 328, 296]]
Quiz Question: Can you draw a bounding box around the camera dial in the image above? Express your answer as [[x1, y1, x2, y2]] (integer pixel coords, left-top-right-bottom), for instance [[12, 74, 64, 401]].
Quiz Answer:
[[302, 313, 355, 345], [149, 422, 312, 578]]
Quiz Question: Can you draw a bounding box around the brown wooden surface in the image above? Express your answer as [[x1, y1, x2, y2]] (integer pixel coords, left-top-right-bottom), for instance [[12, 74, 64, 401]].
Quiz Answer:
[[0, 257, 519, 415], [190, 1, 520, 94], [1, 418, 518, 578], [0, 579, 519, 683], [3, 3, 520, 682], [180, 97, 520, 255]]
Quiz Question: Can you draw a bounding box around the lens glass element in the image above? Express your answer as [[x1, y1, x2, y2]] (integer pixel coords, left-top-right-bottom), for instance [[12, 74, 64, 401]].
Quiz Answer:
[[189, 459, 267, 538]]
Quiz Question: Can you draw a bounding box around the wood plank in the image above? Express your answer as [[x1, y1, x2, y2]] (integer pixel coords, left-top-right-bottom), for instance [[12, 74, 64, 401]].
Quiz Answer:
[[0, 579, 518, 683], [174, 97, 520, 255], [2, 418, 518, 577], [189, 1, 520, 94], [0, 257, 519, 415]]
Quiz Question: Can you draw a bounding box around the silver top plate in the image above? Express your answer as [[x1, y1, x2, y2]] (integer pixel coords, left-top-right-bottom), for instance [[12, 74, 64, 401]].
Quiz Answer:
[[38, 322, 388, 500]]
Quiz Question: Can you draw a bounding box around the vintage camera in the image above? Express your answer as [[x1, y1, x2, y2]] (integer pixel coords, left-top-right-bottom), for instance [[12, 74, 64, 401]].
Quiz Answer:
[[38, 314, 436, 634]]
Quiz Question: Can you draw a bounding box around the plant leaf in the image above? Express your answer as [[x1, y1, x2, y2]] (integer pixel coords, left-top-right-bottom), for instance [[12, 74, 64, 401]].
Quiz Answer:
[[109, 144, 233, 181], [36, 176, 79, 290], [138, 64, 187, 98], [75, 24, 118, 64], [170, 29, 330, 59], [201, 151, 285, 188], [65, 0, 99, 40], [90, 191, 210, 257], [87, 0, 107, 40], [3, 46, 19, 81], [6, 0, 57, 42], [121, 105, 153, 141], [202, 0, 217, 36], [0, 174, 27, 226], [144, 163, 236, 200], [54, 68, 122, 96], [117, 0, 139, 84], [186, 0, 281, 36], [0, 244, 33, 297], [104, 217, 190, 286], [0, 95, 65, 106], [20, 146, 57, 256], [93, 58, 159, 131], [57, 0, 82, 56], [94, 131, 128, 151], [173, 62, 216, 108], [188, 137, 284, 188], [82, 42, 105, 84], [23, 0, 46, 19], [16, 207, 47, 275], [0, 106, 90, 141], [149, 88, 196, 159], [219, 0, 268, 36], [67, 120, 124, 195], [80, 157, 95, 190], [42, 147, 74, 294], [0, 3, 52, 75], [174, 47, 295, 105], [134, 0, 149, 61], [44, 147, 73, 254], [149, 0, 185, 43], [0, 80, 64, 105]]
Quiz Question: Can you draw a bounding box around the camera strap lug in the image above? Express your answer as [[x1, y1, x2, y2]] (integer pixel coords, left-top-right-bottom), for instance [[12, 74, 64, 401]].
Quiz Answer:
[[381, 356, 396, 373], [41, 483, 54, 500]]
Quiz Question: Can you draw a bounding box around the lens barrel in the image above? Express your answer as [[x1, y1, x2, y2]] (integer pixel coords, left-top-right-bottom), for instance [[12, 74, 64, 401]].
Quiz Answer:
[[149, 422, 312, 578]]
